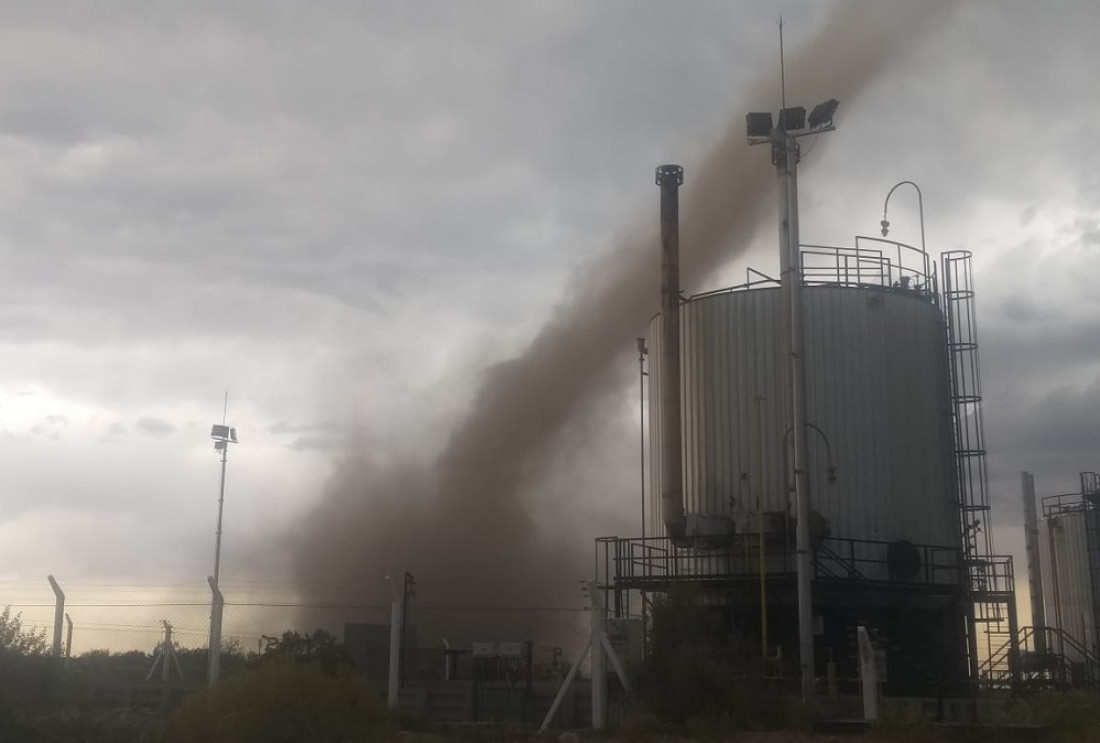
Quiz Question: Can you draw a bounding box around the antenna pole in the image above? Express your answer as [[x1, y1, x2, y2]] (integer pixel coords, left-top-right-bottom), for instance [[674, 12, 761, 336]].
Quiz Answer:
[[779, 17, 787, 112]]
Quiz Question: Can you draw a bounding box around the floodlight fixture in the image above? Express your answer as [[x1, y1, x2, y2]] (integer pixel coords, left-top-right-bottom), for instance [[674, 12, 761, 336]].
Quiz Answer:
[[778, 106, 806, 132], [211, 424, 239, 447], [807, 98, 840, 130], [746, 112, 774, 139]]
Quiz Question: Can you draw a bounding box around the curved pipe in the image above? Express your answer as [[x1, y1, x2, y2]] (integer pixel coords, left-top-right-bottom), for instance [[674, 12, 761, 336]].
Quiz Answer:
[[881, 180, 925, 255]]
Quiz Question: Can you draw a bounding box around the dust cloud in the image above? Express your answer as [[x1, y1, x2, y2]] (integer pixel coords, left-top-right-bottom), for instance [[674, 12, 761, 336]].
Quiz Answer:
[[288, 1, 951, 645]]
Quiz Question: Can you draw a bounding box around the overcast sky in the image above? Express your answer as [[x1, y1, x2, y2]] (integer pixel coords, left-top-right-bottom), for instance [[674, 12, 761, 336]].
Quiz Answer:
[[1, 1, 1098, 635]]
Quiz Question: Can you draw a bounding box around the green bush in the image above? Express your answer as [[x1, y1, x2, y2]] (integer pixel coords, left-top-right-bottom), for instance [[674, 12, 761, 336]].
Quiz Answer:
[[166, 659, 395, 743], [0, 606, 48, 656], [0, 709, 166, 743], [1009, 690, 1100, 743], [869, 704, 935, 743], [635, 587, 766, 729]]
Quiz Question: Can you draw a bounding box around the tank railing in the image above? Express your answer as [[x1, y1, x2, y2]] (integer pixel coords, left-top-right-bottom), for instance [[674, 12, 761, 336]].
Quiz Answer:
[[599, 534, 961, 589], [814, 540, 870, 582], [691, 275, 779, 301], [855, 235, 936, 296], [966, 555, 1015, 597], [744, 266, 780, 288], [689, 237, 936, 302], [814, 540, 960, 586], [800, 246, 889, 289], [791, 238, 939, 304], [1042, 490, 1095, 518]]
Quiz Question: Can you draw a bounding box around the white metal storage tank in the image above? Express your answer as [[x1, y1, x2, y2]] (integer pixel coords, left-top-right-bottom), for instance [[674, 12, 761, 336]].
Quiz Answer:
[[647, 281, 959, 553], [1040, 510, 1096, 657]]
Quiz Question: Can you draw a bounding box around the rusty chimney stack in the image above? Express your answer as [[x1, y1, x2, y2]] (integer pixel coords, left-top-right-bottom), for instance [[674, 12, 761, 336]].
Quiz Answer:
[[656, 164, 685, 540]]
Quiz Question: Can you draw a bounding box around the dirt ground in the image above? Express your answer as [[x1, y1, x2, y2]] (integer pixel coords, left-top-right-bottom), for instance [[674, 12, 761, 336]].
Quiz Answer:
[[403, 730, 862, 742]]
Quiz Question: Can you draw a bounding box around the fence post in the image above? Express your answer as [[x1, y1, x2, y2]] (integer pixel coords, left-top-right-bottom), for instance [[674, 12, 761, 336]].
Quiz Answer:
[[388, 597, 402, 709], [590, 580, 606, 730], [64, 613, 73, 670], [47, 575, 64, 659], [207, 576, 224, 685]]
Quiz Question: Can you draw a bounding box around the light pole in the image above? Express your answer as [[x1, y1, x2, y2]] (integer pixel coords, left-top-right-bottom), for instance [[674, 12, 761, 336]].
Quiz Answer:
[[747, 96, 839, 702], [880, 180, 926, 256], [208, 422, 237, 685], [384, 575, 402, 708], [400, 571, 416, 688], [210, 423, 238, 586]]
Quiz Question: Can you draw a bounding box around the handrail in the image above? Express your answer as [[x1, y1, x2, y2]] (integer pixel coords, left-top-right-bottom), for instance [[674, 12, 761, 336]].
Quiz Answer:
[[815, 540, 870, 582], [600, 534, 960, 589], [981, 625, 1100, 690]]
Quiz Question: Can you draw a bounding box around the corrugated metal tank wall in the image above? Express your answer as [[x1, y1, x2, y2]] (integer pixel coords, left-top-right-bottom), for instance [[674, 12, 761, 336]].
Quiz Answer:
[[649, 284, 958, 549], [1040, 513, 1096, 656]]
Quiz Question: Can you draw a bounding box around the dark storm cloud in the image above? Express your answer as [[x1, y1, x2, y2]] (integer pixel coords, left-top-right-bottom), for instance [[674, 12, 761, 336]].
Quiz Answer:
[[0, 0, 1096, 605]]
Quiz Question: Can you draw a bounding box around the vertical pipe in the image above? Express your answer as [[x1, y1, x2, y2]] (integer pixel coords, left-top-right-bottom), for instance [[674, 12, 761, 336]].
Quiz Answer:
[[776, 129, 815, 701], [637, 337, 649, 659], [1021, 472, 1047, 654], [656, 164, 685, 540], [638, 337, 647, 541], [857, 626, 879, 721], [756, 394, 768, 661], [1007, 589, 1022, 691], [1048, 519, 1066, 662], [47, 575, 64, 659]]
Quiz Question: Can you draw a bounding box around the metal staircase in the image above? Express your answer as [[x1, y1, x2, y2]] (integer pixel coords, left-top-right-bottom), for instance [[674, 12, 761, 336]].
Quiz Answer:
[[982, 626, 1100, 691]]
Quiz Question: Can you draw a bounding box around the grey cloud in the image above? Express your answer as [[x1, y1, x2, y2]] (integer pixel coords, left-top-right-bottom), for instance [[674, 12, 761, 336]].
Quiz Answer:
[[29, 414, 67, 439], [135, 416, 176, 438], [102, 421, 127, 439], [286, 435, 343, 453]]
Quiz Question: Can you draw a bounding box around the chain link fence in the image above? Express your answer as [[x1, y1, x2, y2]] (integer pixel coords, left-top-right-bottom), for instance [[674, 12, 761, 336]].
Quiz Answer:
[[2, 578, 589, 677]]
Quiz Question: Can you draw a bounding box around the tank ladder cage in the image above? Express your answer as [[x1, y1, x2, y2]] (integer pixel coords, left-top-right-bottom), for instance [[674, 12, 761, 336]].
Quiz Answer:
[[1081, 472, 1100, 663], [941, 249, 1017, 690]]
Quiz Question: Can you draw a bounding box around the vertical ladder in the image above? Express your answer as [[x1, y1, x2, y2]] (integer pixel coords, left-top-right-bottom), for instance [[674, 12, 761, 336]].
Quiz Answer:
[[1082, 472, 1100, 659], [942, 251, 1016, 687]]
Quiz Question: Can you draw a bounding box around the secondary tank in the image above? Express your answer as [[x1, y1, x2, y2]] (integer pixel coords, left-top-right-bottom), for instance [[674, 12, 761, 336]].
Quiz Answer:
[[1039, 474, 1100, 661]]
